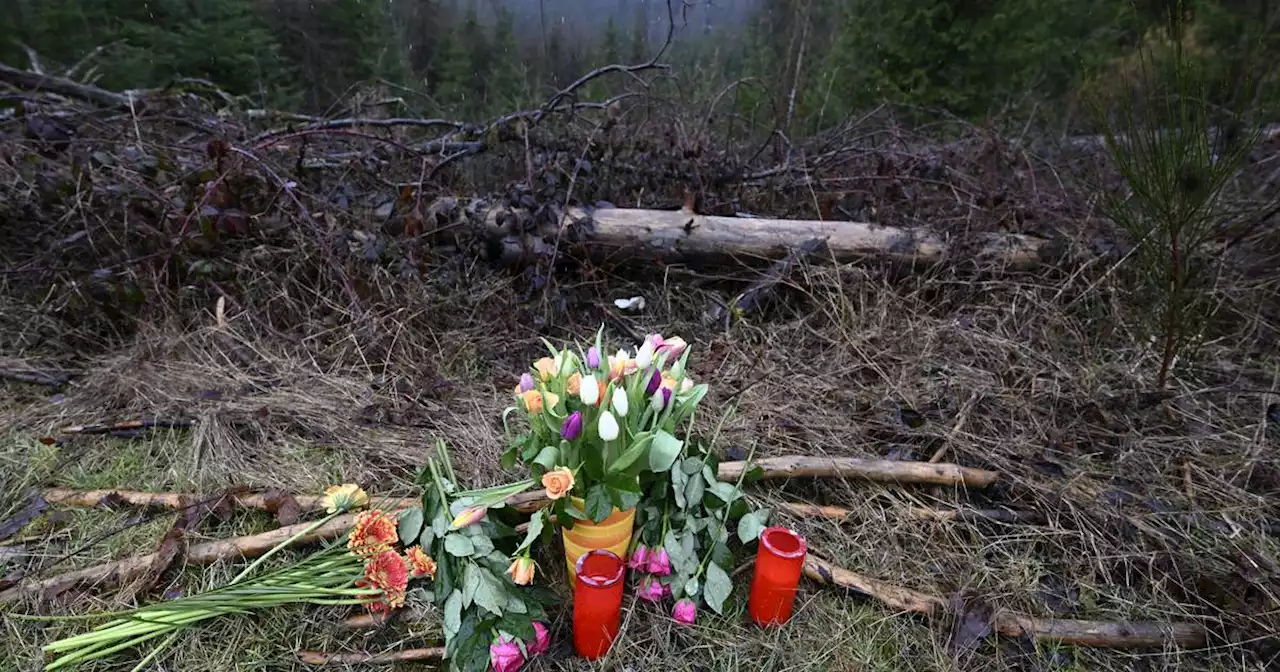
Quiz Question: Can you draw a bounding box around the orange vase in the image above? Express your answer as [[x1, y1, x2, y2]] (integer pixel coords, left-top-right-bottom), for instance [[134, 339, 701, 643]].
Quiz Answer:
[[562, 496, 636, 581]]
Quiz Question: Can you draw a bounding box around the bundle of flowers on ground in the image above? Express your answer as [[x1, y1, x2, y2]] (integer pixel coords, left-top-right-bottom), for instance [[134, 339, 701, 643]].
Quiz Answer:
[[501, 327, 771, 624], [395, 439, 556, 672], [34, 485, 435, 671]]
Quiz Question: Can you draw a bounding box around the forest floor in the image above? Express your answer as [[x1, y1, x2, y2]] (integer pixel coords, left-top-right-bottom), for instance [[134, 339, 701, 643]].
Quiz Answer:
[[2, 81, 1279, 671]]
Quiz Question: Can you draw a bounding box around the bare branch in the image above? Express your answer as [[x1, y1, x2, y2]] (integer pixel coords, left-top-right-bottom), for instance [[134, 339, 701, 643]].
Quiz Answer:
[[0, 61, 132, 109]]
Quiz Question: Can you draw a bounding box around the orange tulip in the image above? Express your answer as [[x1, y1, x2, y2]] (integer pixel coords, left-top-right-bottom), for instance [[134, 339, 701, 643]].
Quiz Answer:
[[565, 372, 582, 395]]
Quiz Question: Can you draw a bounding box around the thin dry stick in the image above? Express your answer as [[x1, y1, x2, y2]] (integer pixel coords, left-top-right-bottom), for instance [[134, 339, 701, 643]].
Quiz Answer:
[[775, 502, 1042, 525], [296, 647, 444, 665], [803, 555, 1207, 649]]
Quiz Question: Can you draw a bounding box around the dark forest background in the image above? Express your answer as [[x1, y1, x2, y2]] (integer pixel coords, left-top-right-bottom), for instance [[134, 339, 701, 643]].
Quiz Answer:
[[3, 1, 1278, 132]]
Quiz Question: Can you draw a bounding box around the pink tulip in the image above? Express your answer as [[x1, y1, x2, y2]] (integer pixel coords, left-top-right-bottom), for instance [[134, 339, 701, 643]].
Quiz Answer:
[[646, 548, 672, 577], [660, 336, 688, 358], [672, 599, 697, 625], [628, 544, 651, 571], [527, 622, 551, 656], [489, 633, 525, 672]]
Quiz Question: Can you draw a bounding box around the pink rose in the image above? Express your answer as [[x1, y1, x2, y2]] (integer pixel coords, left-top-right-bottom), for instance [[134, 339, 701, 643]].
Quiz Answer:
[[637, 575, 668, 603], [646, 548, 672, 577], [628, 544, 651, 571], [672, 599, 697, 625], [489, 633, 525, 672], [527, 622, 551, 657]]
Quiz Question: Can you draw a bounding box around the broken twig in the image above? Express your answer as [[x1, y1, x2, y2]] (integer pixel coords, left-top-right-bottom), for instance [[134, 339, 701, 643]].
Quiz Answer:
[[296, 647, 444, 665]]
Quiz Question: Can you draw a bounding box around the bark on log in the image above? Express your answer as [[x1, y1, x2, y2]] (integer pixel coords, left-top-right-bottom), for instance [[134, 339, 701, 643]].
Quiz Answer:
[[41, 456, 999, 520], [0, 62, 133, 109], [776, 502, 1042, 525], [0, 512, 364, 602], [296, 647, 444, 665], [482, 203, 1063, 270], [803, 555, 1208, 649]]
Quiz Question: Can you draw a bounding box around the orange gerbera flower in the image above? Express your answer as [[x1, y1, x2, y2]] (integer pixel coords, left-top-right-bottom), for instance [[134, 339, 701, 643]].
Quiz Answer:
[[364, 550, 410, 610], [405, 546, 437, 579], [348, 510, 398, 558]]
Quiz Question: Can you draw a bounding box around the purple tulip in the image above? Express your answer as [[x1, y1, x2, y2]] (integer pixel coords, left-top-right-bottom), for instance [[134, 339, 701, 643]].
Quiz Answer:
[[561, 411, 583, 441], [672, 599, 697, 625], [586, 346, 601, 370], [650, 387, 672, 412], [519, 373, 535, 392], [646, 369, 662, 395], [628, 544, 651, 571], [647, 548, 672, 577]]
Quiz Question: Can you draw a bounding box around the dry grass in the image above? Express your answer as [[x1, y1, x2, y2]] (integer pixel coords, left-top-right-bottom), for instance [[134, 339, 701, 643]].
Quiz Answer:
[[2, 250, 1278, 671]]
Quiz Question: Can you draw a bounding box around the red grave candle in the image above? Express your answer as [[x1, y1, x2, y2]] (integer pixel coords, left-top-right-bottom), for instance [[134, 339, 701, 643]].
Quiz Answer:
[[748, 526, 807, 626], [573, 549, 626, 660]]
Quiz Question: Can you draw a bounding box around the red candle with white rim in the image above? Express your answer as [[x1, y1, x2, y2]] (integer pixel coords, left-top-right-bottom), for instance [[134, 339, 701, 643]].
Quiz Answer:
[[748, 526, 807, 626], [573, 549, 626, 659]]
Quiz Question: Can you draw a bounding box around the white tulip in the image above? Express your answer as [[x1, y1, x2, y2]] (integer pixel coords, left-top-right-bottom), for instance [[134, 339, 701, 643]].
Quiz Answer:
[[681, 378, 694, 393], [635, 340, 655, 369], [612, 389, 629, 417], [598, 410, 619, 441], [579, 373, 599, 405]]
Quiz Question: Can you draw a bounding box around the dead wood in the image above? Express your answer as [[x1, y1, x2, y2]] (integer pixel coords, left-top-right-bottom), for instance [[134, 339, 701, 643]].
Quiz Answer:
[[296, 647, 444, 665], [41, 456, 997, 523], [803, 555, 1208, 649], [0, 512, 364, 602], [478, 202, 1062, 270], [776, 502, 1042, 525], [0, 62, 133, 109]]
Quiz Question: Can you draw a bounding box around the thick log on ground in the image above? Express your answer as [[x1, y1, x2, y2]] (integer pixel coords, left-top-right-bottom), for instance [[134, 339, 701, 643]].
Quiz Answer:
[[803, 556, 1208, 649], [477, 202, 1063, 270]]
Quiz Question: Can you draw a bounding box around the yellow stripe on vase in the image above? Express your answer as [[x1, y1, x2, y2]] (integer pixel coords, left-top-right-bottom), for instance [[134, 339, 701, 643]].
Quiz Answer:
[[563, 500, 636, 580]]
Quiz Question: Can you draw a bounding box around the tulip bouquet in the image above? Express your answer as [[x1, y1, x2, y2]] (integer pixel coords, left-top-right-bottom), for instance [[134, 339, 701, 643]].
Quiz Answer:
[[501, 328, 708, 531], [503, 327, 771, 626], [33, 485, 438, 671]]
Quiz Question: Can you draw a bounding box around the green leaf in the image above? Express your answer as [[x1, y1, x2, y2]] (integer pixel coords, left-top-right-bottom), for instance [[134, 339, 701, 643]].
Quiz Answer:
[[707, 481, 739, 505], [585, 484, 613, 523], [470, 535, 495, 557], [445, 533, 476, 557], [671, 467, 689, 509], [608, 486, 642, 511], [533, 445, 559, 470], [431, 507, 450, 538], [461, 563, 481, 608], [648, 429, 684, 472], [497, 610, 536, 641], [609, 436, 651, 474], [704, 561, 733, 615], [685, 575, 700, 597], [737, 508, 772, 544], [743, 465, 766, 483], [516, 511, 544, 553], [663, 529, 689, 572], [397, 508, 424, 547], [582, 437, 605, 481], [443, 590, 463, 641], [506, 593, 528, 614], [500, 443, 519, 470], [683, 471, 705, 508], [464, 565, 505, 617], [681, 457, 703, 475]]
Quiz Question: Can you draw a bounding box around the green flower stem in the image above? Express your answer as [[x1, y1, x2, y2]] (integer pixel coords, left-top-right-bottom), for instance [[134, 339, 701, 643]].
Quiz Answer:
[[129, 631, 179, 672], [695, 443, 756, 580], [229, 510, 345, 584]]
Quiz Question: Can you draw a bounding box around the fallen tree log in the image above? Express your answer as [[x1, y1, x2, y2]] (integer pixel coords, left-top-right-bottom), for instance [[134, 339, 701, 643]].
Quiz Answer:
[[41, 456, 999, 520], [469, 200, 1064, 270], [802, 555, 1208, 649]]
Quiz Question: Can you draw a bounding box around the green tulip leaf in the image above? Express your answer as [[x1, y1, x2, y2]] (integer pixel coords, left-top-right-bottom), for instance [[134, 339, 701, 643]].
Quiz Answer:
[[648, 430, 683, 472]]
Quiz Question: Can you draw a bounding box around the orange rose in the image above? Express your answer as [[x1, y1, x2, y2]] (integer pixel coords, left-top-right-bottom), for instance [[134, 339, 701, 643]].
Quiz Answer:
[[565, 372, 582, 395], [507, 556, 536, 585], [541, 466, 575, 500]]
